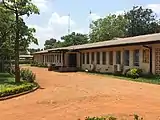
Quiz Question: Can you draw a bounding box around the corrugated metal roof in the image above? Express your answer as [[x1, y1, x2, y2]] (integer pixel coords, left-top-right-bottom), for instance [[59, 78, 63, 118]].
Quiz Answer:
[[34, 33, 160, 54]]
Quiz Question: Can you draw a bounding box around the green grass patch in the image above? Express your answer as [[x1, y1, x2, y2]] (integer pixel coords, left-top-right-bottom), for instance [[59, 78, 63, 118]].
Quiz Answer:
[[0, 73, 37, 97], [85, 71, 160, 85]]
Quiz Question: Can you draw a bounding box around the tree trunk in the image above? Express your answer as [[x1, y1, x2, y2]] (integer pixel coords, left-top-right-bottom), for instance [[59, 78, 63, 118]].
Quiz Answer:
[[15, 12, 20, 83]]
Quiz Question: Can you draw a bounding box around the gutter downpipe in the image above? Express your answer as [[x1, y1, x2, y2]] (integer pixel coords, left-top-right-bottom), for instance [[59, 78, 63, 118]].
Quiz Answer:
[[143, 45, 153, 74]]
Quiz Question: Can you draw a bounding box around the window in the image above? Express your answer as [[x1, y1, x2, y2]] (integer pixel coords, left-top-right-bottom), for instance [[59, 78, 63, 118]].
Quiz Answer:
[[109, 51, 113, 65], [87, 52, 90, 64], [143, 49, 149, 63], [116, 51, 121, 64], [133, 49, 139, 66], [96, 52, 100, 64], [91, 52, 95, 63], [82, 53, 85, 64], [102, 52, 106, 65], [124, 50, 130, 66]]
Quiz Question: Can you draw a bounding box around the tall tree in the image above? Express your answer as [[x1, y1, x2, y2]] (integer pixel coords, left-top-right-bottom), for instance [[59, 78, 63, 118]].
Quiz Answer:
[[61, 32, 88, 47], [89, 14, 128, 43], [125, 6, 160, 37], [2, 0, 39, 82]]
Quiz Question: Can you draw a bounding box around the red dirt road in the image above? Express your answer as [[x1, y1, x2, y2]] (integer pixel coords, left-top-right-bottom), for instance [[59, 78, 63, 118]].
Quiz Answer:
[[0, 67, 160, 120]]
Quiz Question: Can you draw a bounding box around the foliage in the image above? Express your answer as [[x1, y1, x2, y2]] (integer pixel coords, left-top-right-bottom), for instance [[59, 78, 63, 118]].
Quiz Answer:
[[0, 3, 15, 58], [43, 32, 89, 49], [126, 68, 143, 79], [61, 32, 88, 47], [125, 6, 160, 37], [44, 38, 57, 50], [0, 73, 37, 97], [28, 48, 41, 54], [2, 0, 39, 82], [20, 68, 36, 83], [89, 6, 160, 43], [89, 14, 127, 42], [31, 61, 47, 68]]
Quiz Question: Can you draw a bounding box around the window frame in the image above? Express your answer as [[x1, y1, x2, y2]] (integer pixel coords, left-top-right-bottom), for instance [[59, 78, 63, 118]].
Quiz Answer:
[[133, 49, 140, 66]]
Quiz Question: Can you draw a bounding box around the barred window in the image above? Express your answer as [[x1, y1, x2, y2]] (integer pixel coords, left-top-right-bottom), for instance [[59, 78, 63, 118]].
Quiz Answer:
[[133, 49, 139, 66]]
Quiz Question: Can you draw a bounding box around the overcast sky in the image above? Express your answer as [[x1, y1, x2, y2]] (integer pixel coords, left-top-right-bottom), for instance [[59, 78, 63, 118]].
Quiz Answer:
[[24, 0, 160, 48]]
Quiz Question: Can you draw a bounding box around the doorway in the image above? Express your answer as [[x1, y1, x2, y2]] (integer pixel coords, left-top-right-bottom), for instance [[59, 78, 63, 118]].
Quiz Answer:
[[68, 53, 77, 67]]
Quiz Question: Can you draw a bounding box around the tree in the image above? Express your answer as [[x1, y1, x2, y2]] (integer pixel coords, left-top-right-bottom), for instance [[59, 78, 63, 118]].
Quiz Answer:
[[2, 0, 39, 82], [61, 32, 88, 47], [89, 14, 128, 43], [125, 6, 160, 37], [44, 38, 57, 50], [28, 48, 41, 54]]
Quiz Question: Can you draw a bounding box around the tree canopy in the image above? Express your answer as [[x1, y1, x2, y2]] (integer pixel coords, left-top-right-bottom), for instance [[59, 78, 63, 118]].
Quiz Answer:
[[44, 38, 57, 50], [125, 6, 160, 37], [43, 32, 89, 49], [89, 6, 160, 42], [89, 14, 127, 43]]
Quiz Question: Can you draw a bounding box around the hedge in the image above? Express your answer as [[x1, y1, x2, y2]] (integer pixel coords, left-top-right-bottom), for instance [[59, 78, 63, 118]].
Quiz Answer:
[[0, 82, 37, 97]]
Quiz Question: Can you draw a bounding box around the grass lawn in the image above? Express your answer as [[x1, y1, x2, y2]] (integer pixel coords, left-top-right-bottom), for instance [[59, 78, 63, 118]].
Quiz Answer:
[[0, 73, 37, 97], [87, 72, 160, 85]]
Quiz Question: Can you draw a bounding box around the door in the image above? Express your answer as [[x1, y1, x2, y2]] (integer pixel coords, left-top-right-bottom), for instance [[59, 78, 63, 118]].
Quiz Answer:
[[68, 53, 77, 67], [155, 48, 160, 74]]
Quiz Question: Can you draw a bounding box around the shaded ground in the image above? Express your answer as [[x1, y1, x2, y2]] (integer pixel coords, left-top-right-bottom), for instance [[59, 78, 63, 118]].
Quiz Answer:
[[0, 67, 160, 120]]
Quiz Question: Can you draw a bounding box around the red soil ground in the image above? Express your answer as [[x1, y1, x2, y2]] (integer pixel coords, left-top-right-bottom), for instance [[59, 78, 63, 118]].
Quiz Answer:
[[0, 67, 160, 120]]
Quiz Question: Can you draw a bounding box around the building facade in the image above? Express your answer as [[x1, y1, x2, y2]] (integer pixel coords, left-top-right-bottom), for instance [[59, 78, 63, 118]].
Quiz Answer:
[[33, 33, 160, 75]]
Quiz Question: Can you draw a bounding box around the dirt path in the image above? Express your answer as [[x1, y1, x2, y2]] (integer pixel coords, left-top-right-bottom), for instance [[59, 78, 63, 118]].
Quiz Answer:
[[0, 67, 160, 120]]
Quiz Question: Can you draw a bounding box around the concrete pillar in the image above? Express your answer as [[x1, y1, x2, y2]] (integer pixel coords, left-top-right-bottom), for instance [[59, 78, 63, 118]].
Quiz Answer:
[[130, 50, 133, 67], [100, 52, 103, 65], [113, 51, 116, 65]]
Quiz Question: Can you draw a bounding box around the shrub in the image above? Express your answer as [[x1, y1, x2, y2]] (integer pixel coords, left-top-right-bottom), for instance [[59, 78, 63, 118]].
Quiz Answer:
[[31, 61, 47, 68], [126, 68, 142, 79], [0, 83, 36, 97], [20, 68, 36, 82]]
